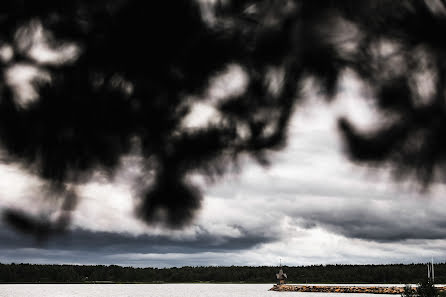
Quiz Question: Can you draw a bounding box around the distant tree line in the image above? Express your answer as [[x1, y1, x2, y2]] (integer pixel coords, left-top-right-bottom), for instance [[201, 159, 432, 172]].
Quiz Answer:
[[0, 263, 443, 284]]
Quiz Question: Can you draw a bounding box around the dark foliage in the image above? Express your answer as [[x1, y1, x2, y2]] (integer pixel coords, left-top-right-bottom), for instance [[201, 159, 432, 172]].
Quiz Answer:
[[418, 278, 439, 297], [402, 284, 417, 297], [402, 279, 440, 297], [0, 263, 444, 284], [0, 0, 446, 235]]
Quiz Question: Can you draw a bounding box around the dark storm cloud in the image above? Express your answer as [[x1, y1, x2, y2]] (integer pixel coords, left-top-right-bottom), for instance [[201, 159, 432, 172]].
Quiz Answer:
[[0, 219, 283, 266], [295, 204, 446, 242], [0, 223, 278, 256]]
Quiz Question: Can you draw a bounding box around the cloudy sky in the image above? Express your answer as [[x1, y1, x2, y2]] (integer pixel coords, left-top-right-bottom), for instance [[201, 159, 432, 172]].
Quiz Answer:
[[0, 68, 445, 268]]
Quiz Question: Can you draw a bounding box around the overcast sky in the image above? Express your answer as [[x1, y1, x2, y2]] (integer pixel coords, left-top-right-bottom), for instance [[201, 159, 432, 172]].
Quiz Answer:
[[0, 69, 445, 268]]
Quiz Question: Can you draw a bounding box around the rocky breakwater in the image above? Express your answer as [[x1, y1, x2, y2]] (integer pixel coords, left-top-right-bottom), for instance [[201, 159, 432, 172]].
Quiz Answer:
[[269, 285, 446, 294]]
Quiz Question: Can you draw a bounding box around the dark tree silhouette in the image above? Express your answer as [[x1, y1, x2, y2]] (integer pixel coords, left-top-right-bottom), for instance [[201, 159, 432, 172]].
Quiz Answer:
[[417, 278, 439, 297], [0, 0, 445, 236]]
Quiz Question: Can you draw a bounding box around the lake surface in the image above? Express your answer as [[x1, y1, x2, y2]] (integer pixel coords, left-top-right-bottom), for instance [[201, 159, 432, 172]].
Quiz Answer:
[[0, 284, 397, 297]]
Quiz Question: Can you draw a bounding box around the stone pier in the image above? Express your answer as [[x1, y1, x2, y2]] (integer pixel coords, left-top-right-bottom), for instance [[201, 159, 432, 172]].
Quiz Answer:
[[269, 285, 446, 294]]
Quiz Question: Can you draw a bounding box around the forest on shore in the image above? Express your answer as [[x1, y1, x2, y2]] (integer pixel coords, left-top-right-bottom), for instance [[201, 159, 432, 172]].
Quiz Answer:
[[0, 263, 443, 284]]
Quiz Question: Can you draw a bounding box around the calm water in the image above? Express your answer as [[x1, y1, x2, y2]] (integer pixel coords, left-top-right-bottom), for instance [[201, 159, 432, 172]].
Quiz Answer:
[[0, 284, 397, 297]]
